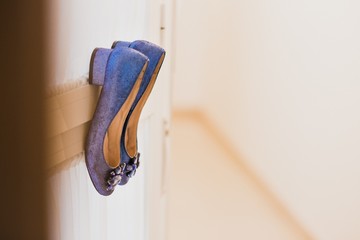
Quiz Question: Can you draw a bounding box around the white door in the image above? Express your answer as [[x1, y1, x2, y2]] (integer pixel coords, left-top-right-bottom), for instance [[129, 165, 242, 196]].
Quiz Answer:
[[47, 0, 173, 239]]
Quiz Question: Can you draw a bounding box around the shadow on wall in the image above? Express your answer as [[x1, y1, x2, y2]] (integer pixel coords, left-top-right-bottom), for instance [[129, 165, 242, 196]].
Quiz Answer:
[[169, 110, 313, 240]]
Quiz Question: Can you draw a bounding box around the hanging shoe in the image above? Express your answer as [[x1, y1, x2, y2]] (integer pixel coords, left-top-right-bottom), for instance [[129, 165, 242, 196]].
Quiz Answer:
[[85, 47, 149, 196], [92, 40, 166, 185], [112, 40, 165, 185]]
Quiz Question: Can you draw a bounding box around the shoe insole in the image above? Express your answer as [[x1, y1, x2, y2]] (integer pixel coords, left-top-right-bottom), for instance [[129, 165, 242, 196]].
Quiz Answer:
[[125, 53, 165, 157], [103, 62, 148, 168]]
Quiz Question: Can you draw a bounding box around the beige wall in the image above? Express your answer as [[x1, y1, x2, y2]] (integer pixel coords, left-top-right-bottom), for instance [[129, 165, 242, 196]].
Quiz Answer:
[[172, 1, 207, 108], [173, 0, 360, 239]]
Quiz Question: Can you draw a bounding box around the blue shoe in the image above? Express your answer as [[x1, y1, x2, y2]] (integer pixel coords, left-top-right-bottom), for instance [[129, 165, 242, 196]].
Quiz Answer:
[[92, 40, 166, 185], [85, 47, 149, 196]]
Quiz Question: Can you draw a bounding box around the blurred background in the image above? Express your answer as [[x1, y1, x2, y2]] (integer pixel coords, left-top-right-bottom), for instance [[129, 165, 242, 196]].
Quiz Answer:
[[170, 0, 360, 240], [173, 0, 360, 239], [1, 0, 360, 239]]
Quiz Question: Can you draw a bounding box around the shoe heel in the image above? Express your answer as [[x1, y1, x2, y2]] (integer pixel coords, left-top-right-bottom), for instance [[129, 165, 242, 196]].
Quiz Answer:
[[89, 48, 112, 86]]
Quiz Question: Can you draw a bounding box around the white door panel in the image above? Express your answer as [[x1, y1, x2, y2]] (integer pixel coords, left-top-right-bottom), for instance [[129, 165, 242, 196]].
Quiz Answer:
[[47, 0, 173, 239]]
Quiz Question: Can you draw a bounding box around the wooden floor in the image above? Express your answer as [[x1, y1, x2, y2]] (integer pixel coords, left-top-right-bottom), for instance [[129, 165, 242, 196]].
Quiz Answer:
[[168, 112, 312, 240]]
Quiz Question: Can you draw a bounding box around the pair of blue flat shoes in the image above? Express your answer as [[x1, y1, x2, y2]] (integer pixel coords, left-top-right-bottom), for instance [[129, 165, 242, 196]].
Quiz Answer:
[[85, 40, 165, 196]]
